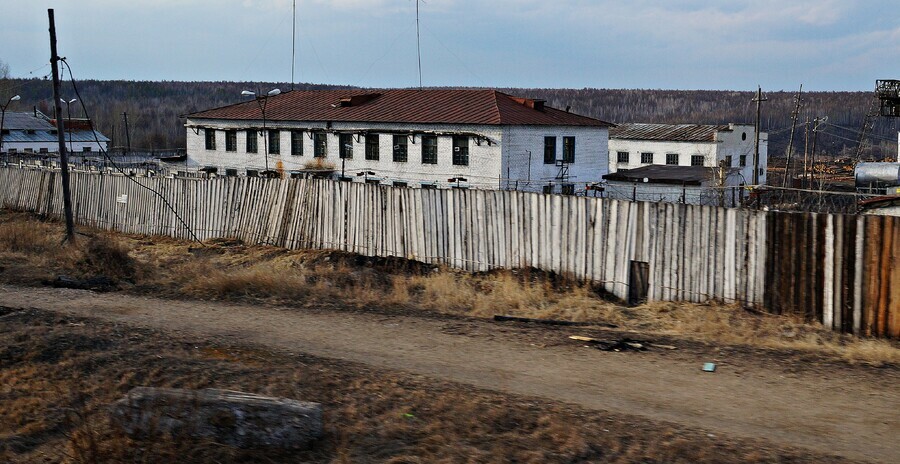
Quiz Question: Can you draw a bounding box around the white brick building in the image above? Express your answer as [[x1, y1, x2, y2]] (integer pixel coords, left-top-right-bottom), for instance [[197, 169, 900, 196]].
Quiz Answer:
[[185, 89, 612, 193], [0, 112, 109, 155], [608, 123, 767, 186]]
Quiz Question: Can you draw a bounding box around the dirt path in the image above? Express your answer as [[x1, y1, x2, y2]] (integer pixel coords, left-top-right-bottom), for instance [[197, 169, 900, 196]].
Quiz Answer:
[[1, 285, 896, 463]]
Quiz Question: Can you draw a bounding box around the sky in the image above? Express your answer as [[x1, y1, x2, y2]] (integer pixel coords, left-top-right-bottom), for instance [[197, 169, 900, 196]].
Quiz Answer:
[[2, 0, 898, 91]]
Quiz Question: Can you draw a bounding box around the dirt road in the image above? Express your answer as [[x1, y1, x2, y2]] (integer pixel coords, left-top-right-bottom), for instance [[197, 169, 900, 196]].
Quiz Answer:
[[1, 284, 896, 463]]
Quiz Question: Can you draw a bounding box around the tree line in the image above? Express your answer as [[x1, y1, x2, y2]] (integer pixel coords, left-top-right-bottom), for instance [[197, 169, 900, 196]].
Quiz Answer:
[[3, 78, 897, 160]]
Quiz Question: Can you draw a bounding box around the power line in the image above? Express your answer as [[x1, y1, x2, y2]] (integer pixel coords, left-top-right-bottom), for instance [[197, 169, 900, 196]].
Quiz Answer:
[[59, 58, 202, 243]]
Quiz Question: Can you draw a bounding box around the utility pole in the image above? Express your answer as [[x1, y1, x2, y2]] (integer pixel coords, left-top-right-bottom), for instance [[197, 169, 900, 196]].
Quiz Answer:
[[782, 84, 802, 188], [48, 9, 75, 241], [752, 86, 767, 186], [416, 0, 422, 90], [802, 115, 810, 185], [810, 117, 822, 188], [123, 112, 131, 156]]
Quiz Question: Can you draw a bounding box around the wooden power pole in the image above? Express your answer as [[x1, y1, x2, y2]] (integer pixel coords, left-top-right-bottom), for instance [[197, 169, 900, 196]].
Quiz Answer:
[[48, 8, 75, 241], [752, 86, 767, 186], [782, 84, 802, 188]]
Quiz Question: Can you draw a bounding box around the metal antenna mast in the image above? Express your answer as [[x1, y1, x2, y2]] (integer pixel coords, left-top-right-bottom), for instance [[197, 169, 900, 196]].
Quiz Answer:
[[291, 0, 296, 90], [416, 0, 423, 90]]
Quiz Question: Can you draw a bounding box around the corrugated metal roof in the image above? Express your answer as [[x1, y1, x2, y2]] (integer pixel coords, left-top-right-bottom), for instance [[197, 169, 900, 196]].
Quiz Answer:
[[2, 112, 57, 130], [2, 129, 110, 143], [603, 165, 720, 185], [187, 89, 613, 127], [610, 123, 730, 142]]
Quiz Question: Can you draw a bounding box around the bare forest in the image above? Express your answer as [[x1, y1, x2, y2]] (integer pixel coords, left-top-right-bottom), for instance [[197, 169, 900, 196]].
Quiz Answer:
[[3, 77, 898, 160]]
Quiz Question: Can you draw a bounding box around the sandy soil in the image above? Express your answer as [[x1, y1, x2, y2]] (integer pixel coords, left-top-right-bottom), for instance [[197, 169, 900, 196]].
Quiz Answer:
[[1, 284, 897, 463]]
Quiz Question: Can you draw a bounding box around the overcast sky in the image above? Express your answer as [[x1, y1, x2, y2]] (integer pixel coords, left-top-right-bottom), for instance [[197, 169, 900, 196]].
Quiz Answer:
[[3, 0, 897, 91]]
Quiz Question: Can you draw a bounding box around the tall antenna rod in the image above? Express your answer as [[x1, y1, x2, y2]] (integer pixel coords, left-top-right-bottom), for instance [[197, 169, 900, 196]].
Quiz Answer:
[[416, 0, 422, 90], [291, 0, 296, 90]]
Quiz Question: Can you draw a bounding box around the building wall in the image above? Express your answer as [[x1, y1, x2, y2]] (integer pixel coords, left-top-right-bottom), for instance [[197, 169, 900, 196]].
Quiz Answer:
[[501, 125, 609, 193], [608, 124, 767, 186], [604, 180, 743, 207], [2, 139, 108, 154], [186, 118, 609, 191]]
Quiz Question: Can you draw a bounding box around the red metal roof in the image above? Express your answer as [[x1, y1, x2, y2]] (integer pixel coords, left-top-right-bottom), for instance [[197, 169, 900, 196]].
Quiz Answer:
[[187, 89, 612, 127], [610, 123, 731, 142]]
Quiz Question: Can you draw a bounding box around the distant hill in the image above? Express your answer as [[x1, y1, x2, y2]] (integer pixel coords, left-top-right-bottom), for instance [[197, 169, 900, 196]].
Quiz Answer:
[[4, 79, 897, 160]]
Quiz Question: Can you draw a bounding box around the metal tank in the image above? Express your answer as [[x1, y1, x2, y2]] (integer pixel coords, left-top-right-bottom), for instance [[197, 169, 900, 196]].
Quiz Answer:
[[855, 162, 900, 188]]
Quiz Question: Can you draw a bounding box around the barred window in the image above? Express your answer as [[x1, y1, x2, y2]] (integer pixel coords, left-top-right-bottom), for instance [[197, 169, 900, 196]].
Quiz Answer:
[[666, 153, 679, 165], [291, 130, 303, 156], [562, 136, 575, 163], [225, 130, 237, 152], [246, 129, 257, 153], [617, 151, 629, 164], [268, 130, 280, 154], [393, 134, 408, 162], [365, 133, 380, 160], [544, 136, 556, 164], [204, 128, 216, 150], [452, 136, 469, 166], [641, 152, 653, 164], [339, 133, 353, 159], [691, 155, 705, 166], [421, 135, 437, 164], [314, 132, 327, 157]]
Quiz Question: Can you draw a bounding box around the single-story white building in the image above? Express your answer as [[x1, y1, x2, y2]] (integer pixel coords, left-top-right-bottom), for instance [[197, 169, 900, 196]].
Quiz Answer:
[[184, 89, 613, 193], [608, 123, 766, 186], [0, 111, 109, 155], [602, 165, 746, 207]]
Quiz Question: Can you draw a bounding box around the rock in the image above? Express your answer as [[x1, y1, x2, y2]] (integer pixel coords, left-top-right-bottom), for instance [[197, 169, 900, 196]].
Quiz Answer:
[[110, 387, 323, 449], [50, 275, 118, 292]]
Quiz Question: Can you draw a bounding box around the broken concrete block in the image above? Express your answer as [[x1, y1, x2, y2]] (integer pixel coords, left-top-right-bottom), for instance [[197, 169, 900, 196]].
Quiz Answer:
[[110, 387, 323, 449]]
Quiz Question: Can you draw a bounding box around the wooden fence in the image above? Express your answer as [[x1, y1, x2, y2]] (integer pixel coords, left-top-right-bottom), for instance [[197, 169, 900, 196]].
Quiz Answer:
[[1, 166, 896, 338]]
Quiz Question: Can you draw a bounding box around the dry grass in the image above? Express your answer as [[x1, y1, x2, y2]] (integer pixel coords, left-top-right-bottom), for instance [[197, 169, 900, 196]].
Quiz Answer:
[[1, 208, 897, 366], [0, 307, 853, 464]]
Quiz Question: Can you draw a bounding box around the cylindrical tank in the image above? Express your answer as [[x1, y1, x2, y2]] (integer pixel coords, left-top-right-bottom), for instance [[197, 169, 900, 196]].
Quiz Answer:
[[855, 162, 900, 187]]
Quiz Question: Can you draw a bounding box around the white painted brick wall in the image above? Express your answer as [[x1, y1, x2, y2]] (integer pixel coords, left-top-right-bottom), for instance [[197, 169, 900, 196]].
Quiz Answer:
[[187, 118, 608, 191], [608, 124, 767, 186], [502, 125, 609, 193]]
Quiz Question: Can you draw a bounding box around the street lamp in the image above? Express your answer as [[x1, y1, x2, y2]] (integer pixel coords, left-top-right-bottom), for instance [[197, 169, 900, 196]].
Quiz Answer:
[[448, 176, 467, 189], [241, 88, 281, 176], [0, 95, 22, 161], [60, 98, 77, 154], [357, 170, 376, 182]]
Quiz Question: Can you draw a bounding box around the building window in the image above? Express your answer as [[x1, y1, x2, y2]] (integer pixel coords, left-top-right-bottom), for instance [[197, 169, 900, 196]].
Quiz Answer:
[[339, 133, 353, 159], [666, 153, 679, 165], [268, 130, 280, 154], [204, 128, 216, 150], [365, 178, 381, 185], [617, 151, 629, 164], [291, 130, 303, 156], [561, 184, 575, 195], [247, 169, 259, 177], [542, 185, 553, 194], [452, 136, 469, 166], [39, 148, 48, 154], [691, 155, 705, 166], [544, 136, 556, 164], [225, 168, 238, 177], [82, 147, 92, 153], [739, 154, 747, 167], [421, 135, 437, 164], [393, 134, 408, 162], [365, 133, 380, 160], [724, 155, 733, 167], [24, 148, 33, 153], [338, 176, 353, 182], [246, 129, 258, 153], [562, 136, 575, 163], [421, 183, 437, 190], [225, 130, 237, 152], [7, 148, 16, 154], [393, 181, 408, 188], [641, 152, 653, 164], [314, 132, 327, 157]]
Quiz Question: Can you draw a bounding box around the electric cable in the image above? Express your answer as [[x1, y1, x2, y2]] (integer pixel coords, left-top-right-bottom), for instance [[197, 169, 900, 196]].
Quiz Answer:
[[59, 58, 202, 243]]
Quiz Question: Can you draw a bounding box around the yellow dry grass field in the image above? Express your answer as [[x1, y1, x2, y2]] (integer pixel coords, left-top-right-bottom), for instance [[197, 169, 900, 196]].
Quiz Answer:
[[1, 209, 897, 366]]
